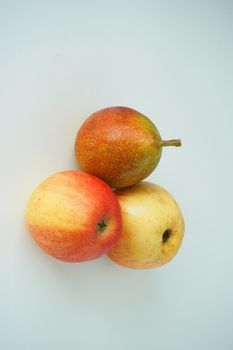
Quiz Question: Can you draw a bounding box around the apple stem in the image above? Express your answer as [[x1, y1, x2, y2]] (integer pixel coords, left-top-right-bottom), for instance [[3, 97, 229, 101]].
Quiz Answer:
[[97, 220, 107, 233], [160, 139, 182, 147], [162, 229, 172, 244]]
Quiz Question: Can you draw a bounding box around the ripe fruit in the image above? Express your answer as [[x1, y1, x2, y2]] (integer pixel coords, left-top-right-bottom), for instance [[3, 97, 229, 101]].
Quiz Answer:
[[75, 106, 181, 189], [26, 171, 122, 262], [108, 182, 185, 269]]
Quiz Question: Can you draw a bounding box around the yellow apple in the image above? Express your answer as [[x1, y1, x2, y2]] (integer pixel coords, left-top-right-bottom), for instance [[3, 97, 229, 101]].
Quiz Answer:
[[108, 182, 185, 269]]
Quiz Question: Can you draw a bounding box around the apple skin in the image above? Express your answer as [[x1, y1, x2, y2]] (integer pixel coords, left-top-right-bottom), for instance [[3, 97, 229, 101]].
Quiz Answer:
[[75, 106, 162, 189], [26, 171, 122, 262], [108, 182, 185, 269]]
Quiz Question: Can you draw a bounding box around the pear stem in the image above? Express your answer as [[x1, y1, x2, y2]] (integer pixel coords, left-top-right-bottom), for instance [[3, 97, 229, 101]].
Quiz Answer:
[[160, 139, 182, 147]]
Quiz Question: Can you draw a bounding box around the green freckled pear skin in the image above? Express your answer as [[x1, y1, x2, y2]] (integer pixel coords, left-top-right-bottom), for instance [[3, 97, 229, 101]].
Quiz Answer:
[[75, 106, 181, 189]]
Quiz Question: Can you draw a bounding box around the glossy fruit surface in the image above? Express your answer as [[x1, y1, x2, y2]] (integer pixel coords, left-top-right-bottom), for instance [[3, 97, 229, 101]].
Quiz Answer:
[[26, 171, 122, 262], [108, 182, 185, 269]]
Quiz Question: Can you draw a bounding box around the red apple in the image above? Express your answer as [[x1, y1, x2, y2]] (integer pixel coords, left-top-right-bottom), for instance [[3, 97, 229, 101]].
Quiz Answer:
[[26, 171, 122, 262]]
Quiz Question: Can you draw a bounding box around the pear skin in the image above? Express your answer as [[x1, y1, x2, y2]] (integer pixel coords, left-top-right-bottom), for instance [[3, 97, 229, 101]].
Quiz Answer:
[[75, 106, 181, 189]]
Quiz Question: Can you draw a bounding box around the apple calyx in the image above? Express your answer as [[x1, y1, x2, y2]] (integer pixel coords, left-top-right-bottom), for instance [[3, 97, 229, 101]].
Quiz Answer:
[[160, 139, 182, 147], [97, 220, 108, 233], [162, 229, 172, 244]]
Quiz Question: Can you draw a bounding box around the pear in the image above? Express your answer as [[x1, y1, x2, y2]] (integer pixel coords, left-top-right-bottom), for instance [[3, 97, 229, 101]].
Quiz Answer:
[[75, 106, 181, 189]]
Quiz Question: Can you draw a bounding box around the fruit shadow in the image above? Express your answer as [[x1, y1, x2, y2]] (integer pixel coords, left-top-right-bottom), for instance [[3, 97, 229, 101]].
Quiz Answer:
[[20, 223, 165, 332], [51, 253, 163, 320]]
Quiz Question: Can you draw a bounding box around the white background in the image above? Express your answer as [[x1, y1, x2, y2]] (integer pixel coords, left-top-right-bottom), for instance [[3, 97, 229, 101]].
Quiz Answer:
[[1, 1, 233, 349]]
